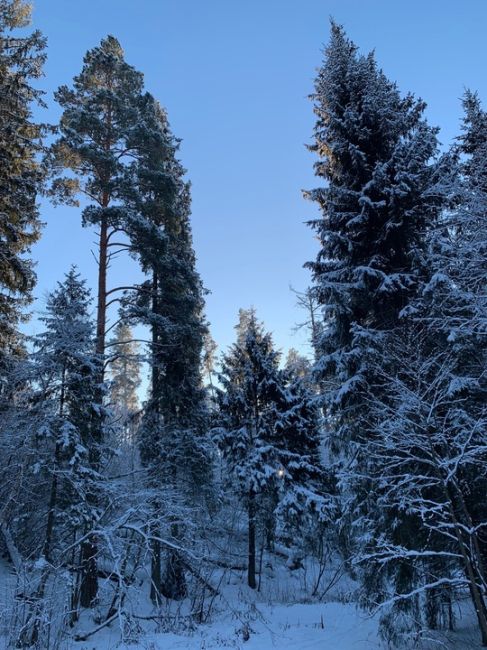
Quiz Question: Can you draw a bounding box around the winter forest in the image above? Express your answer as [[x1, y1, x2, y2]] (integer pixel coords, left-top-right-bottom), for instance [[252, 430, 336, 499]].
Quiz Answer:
[[1, 0, 487, 648]]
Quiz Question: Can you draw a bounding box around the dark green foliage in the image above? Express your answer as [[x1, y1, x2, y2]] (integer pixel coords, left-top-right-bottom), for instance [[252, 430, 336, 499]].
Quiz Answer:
[[305, 22, 442, 447], [0, 0, 45, 366], [215, 310, 332, 586], [49, 34, 143, 224]]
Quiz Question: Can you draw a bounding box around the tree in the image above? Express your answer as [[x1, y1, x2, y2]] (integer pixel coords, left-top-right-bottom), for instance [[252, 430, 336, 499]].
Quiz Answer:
[[304, 21, 449, 639], [215, 311, 283, 589], [122, 95, 211, 602], [346, 91, 487, 645], [291, 287, 322, 362], [49, 35, 143, 363], [215, 311, 331, 588], [354, 317, 487, 646], [48, 35, 145, 606], [0, 0, 45, 377], [12, 268, 108, 643], [305, 21, 443, 449], [284, 348, 312, 384], [108, 321, 141, 443]]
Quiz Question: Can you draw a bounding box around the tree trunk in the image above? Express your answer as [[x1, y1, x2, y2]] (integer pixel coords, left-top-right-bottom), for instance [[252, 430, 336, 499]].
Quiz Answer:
[[150, 538, 162, 605], [80, 211, 109, 608], [248, 492, 256, 589], [96, 214, 108, 360], [80, 534, 98, 608], [161, 522, 187, 600], [449, 505, 487, 645]]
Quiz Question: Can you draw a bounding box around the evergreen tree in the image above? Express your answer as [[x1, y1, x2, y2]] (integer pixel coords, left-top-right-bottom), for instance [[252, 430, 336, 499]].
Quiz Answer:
[[108, 321, 141, 443], [337, 92, 487, 647], [0, 0, 45, 374], [364, 91, 487, 644], [12, 268, 107, 643], [215, 311, 330, 588], [215, 311, 283, 589], [122, 95, 211, 602], [284, 348, 312, 384], [305, 22, 442, 449], [49, 35, 143, 361], [49, 35, 145, 605], [304, 22, 448, 639]]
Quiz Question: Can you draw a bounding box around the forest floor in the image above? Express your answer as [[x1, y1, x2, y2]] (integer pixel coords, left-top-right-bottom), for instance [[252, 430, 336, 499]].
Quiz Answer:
[[0, 547, 483, 648]]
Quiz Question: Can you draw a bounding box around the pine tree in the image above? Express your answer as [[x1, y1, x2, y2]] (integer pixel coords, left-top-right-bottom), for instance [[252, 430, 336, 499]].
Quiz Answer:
[[49, 35, 145, 606], [49, 35, 143, 362], [0, 0, 45, 375]]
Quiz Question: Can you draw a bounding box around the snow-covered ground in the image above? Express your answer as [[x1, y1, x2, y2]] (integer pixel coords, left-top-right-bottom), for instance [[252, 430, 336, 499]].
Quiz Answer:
[[0, 551, 483, 649], [64, 598, 485, 650], [90, 600, 380, 650]]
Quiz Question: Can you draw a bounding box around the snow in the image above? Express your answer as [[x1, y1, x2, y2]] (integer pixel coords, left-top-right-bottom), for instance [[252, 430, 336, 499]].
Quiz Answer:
[[142, 602, 381, 650]]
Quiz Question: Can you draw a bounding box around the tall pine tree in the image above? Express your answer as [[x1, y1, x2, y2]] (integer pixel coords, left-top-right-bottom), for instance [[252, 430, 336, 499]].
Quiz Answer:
[[50, 35, 143, 362]]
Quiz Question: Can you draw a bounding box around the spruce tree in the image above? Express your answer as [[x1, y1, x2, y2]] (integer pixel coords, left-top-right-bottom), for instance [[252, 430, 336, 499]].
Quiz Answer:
[[12, 268, 107, 643], [122, 94, 210, 602], [305, 22, 442, 448], [0, 0, 44, 373], [305, 22, 447, 638], [215, 311, 283, 589], [215, 311, 330, 588]]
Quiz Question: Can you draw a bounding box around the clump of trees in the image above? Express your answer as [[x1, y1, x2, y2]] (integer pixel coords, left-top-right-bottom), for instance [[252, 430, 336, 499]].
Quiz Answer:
[[306, 20, 487, 647], [0, 2, 486, 647]]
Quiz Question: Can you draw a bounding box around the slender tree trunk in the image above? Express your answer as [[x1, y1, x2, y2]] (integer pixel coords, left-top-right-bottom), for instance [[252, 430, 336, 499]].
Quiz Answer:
[[96, 213, 109, 359], [149, 271, 162, 607], [248, 491, 256, 589], [150, 526, 162, 605], [257, 538, 264, 592], [30, 366, 67, 645], [446, 498, 487, 645], [80, 203, 110, 608]]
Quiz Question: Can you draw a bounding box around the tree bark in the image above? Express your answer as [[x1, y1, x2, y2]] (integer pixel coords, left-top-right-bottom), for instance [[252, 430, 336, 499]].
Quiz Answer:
[[96, 213, 109, 360], [248, 492, 256, 589], [80, 206, 110, 608], [150, 534, 162, 605]]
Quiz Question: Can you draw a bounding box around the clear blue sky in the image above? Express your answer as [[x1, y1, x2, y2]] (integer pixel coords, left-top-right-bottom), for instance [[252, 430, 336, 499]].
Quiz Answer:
[[30, 0, 487, 360]]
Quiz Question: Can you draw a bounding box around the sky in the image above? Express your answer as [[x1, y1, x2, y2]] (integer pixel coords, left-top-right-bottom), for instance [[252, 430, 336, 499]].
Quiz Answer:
[[28, 0, 487, 361]]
